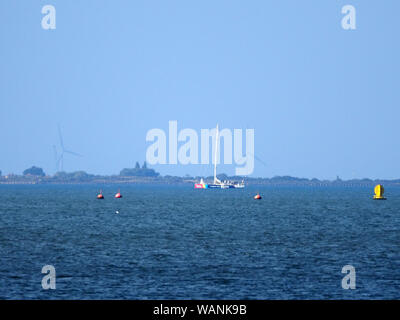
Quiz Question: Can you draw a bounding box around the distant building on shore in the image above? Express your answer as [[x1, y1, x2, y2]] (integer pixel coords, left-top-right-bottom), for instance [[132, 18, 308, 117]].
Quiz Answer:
[[120, 161, 159, 177]]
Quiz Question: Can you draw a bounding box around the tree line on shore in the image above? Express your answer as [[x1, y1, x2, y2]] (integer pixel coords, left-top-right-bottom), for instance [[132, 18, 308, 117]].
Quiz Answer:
[[0, 161, 159, 182], [1, 164, 400, 186]]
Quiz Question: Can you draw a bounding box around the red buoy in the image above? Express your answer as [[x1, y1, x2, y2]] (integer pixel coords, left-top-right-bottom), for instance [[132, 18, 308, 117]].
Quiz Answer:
[[254, 193, 262, 200], [115, 191, 122, 198], [97, 191, 104, 199]]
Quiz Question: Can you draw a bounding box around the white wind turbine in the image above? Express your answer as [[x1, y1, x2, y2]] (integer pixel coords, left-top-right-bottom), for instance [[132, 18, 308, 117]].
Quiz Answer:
[[55, 125, 82, 172]]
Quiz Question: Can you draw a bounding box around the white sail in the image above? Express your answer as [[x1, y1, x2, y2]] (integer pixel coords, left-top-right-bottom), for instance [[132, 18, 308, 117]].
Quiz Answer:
[[214, 124, 221, 185]]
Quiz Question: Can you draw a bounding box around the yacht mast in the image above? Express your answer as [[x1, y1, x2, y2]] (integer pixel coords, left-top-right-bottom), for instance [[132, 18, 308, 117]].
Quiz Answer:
[[214, 124, 219, 184]]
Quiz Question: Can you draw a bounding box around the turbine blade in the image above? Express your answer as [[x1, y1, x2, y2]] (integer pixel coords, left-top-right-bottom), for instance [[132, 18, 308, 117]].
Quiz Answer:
[[53, 145, 59, 171], [248, 152, 268, 168], [60, 154, 64, 171], [64, 150, 82, 157], [53, 145, 57, 161], [56, 157, 61, 171], [58, 124, 64, 149]]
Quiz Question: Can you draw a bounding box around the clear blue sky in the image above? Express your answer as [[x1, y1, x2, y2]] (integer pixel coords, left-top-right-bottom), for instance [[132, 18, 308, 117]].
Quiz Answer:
[[1, 0, 399, 179]]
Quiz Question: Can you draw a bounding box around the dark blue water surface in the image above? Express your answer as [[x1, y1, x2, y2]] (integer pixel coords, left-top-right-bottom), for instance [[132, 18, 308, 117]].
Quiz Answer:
[[0, 184, 399, 299]]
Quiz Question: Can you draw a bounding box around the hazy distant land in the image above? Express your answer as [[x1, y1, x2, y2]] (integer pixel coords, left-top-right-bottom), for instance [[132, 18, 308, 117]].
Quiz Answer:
[[1, 164, 399, 187]]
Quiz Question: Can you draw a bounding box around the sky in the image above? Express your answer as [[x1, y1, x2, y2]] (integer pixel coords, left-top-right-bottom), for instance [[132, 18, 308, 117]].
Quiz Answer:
[[0, 0, 399, 179]]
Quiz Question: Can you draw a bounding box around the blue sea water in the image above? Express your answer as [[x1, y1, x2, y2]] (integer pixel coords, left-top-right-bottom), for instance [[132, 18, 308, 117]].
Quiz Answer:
[[0, 184, 399, 299]]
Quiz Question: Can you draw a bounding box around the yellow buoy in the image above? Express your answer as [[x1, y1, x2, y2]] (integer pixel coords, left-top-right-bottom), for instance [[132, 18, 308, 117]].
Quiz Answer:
[[373, 184, 386, 200]]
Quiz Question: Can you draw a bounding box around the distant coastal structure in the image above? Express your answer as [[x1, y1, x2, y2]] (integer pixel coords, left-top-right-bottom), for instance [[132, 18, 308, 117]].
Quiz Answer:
[[120, 161, 159, 177]]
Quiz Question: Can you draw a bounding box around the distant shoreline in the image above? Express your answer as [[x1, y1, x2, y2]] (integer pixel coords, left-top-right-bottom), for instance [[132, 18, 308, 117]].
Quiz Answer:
[[1, 175, 400, 187]]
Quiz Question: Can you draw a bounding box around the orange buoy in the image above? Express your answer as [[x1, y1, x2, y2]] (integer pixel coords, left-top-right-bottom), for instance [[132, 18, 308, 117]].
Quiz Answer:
[[254, 193, 262, 200], [115, 191, 122, 198], [97, 191, 104, 199]]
